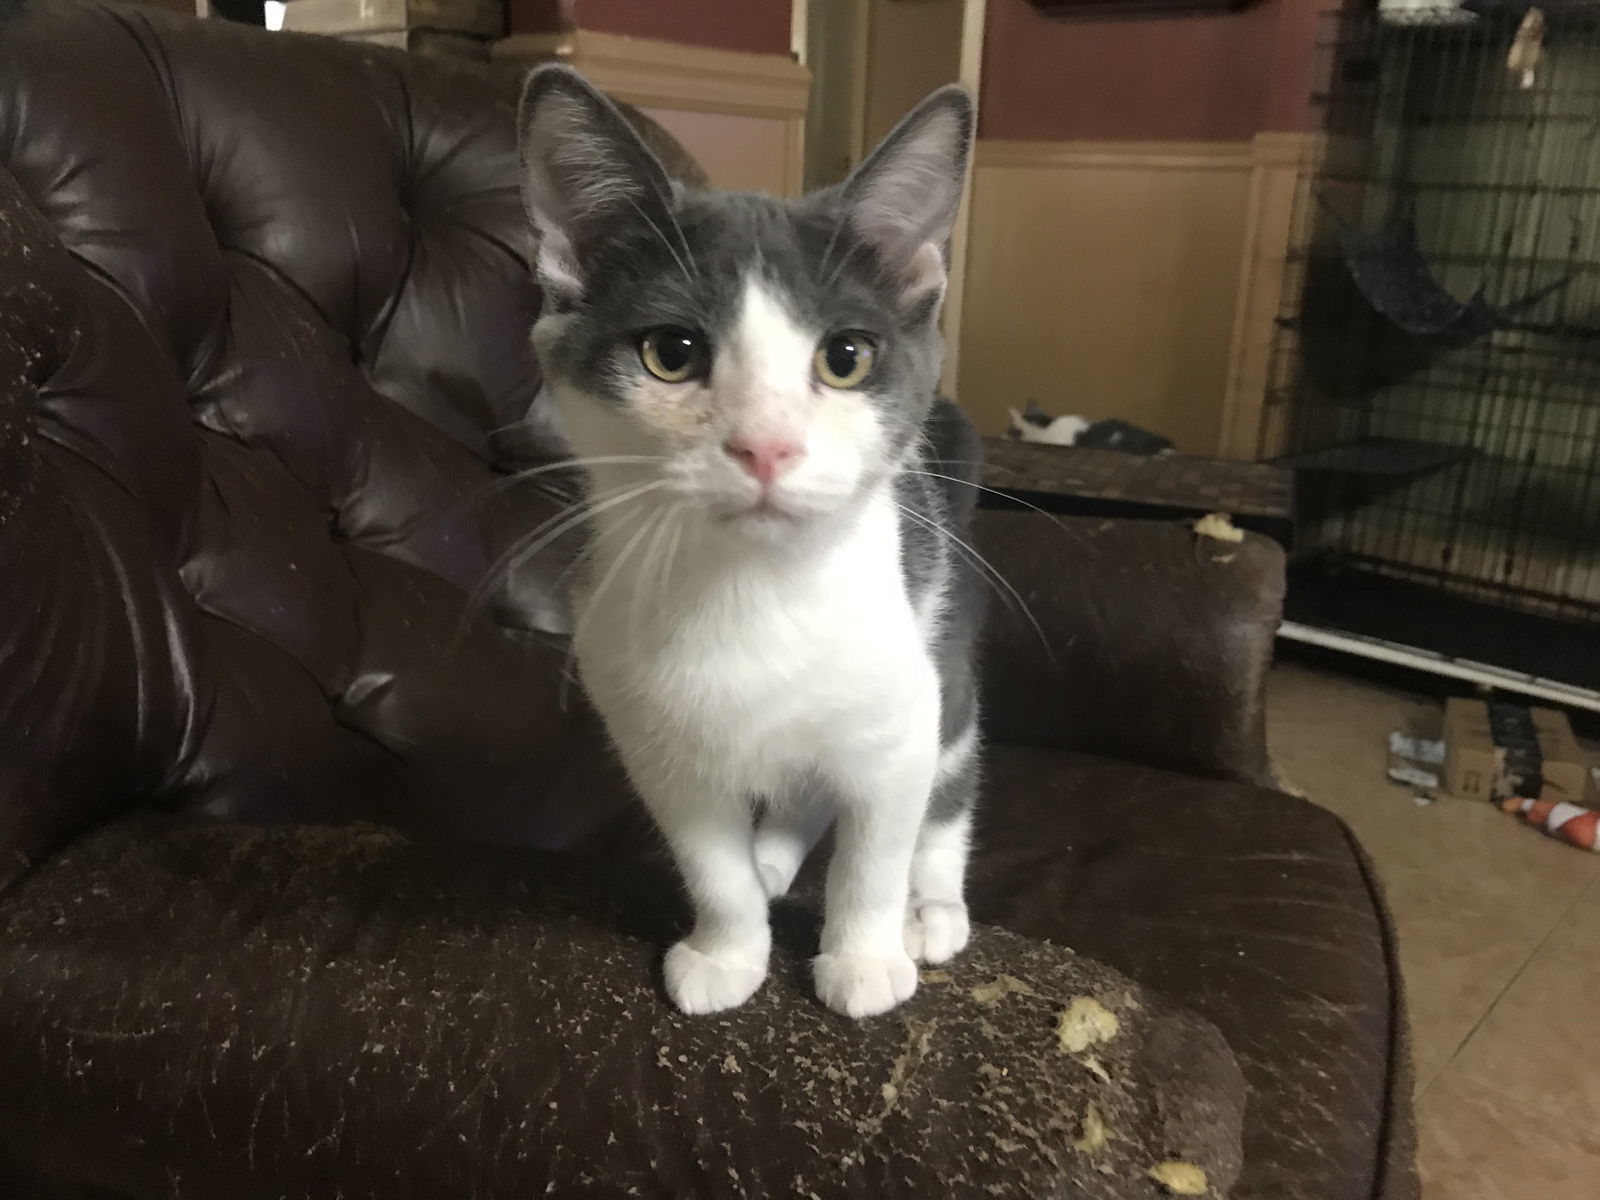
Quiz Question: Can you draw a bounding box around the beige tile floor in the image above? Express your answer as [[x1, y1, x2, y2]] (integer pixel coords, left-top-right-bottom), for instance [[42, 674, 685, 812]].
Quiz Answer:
[[1267, 662, 1600, 1200]]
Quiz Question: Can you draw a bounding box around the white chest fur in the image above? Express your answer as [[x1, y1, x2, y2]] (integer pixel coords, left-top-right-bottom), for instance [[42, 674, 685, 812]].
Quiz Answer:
[[572, 492, 939, 798]]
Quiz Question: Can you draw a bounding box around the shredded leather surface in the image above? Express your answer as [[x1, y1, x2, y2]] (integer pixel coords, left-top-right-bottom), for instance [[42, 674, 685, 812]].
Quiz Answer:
[[0, 814, 1245, 1199]]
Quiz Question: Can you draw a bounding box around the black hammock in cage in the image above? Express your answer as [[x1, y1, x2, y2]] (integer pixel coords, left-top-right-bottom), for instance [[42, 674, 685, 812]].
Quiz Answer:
[[1322, 196, 1581, 345]]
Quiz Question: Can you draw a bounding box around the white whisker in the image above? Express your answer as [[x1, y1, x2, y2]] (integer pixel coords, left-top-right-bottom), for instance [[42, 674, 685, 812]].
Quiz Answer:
[[659, 505, 685, 596], [574, 503, 661, 648], [627, 505, 678, 642], [654, 187, 701, 282], [823, 235, 870, 291], [817, 214, 848, 288], [506, 479, 665, 577], [511, 454, 667, 477], [458, 478, 665, 642], [623, 195, 696, 286], [427, 455, 668, 530], [555, 503, 646, 713], [902, 469, 1086, 543], [893, 500, 1055, 664]]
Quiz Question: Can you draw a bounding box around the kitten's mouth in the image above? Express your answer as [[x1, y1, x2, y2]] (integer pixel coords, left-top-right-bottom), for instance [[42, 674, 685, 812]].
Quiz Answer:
[[717, 494, 805, 527], [729, 499, 797, 522]]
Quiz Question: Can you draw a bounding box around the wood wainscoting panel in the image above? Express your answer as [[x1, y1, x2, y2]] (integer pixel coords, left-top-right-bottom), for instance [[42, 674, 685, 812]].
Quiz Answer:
[[637, 107, 801, 197], [1218, 131, 1323, 461], [494, 29, 811, 196], [955, 139, 1254, 453]]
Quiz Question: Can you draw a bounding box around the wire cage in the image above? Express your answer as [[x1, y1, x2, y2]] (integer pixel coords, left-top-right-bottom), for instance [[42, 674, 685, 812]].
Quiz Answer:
[[1267, 5, 1600, 666]]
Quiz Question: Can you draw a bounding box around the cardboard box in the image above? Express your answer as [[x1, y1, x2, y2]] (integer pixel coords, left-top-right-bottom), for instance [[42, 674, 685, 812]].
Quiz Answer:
[[1443, 698, 1499, 801], [1531, 707, 1600, 807], [1442, 698, 1597, 805]]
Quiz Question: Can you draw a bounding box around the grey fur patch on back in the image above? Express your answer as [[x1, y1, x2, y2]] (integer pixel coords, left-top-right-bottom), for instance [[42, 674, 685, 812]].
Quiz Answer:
[[906, 396, 985, 777], [889, 390, 984, 832]]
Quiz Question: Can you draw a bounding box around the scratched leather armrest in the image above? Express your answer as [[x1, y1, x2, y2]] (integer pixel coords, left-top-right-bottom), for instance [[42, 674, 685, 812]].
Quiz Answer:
[[972, 509, 1284, 785]]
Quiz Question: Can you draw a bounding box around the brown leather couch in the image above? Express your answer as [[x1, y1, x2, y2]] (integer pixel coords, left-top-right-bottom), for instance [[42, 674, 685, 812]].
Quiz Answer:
[[0, 4, 1415, 1197]]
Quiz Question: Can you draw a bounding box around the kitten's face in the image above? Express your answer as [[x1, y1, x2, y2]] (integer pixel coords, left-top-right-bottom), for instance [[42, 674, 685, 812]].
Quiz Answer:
[[533, 195, 943, 531], [518, 69, 973, 539]]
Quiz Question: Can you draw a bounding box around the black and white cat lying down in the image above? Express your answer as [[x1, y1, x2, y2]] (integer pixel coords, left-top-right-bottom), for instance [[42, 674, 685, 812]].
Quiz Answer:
[[516, 67, 983, 1019]]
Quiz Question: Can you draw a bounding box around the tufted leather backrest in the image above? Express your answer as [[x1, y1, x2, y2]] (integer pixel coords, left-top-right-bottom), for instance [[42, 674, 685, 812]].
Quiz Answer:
[[0, 1, 624, 889]]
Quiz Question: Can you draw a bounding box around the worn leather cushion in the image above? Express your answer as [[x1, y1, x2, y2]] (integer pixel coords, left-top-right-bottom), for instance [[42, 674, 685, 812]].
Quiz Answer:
[[0, 809, 1246, 1200], [967, 749, 1415, 1200]]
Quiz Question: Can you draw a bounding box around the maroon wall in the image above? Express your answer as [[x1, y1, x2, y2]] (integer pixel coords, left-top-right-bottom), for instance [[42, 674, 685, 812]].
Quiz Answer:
[[1263, 0, 1322, 133], [509, 0, 793, 55], [979, 0, 1321, 142], [509, 0, 569, 34]]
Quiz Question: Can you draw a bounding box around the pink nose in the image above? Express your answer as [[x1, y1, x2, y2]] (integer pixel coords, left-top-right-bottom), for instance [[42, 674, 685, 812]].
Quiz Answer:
[[724, 435, 803, 487]]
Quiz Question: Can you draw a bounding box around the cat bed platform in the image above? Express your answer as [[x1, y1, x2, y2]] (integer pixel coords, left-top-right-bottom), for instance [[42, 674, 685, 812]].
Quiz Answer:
[[980, 439, 1296, 548]]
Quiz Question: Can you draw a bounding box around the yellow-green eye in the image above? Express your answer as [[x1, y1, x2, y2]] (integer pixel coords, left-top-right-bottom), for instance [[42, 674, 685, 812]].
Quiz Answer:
[[639, 327, 706, 383], [814, 332, 877, 389]]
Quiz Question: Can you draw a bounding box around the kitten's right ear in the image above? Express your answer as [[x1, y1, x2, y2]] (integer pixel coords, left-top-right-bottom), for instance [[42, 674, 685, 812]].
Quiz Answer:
[[517, 64, 676, 304]]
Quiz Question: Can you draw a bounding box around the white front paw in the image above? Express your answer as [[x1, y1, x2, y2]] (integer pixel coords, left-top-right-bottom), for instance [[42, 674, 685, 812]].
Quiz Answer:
[[813, 950, 918, 1018], [663, 940, 768, 1015], [904, 900, 970, 965]]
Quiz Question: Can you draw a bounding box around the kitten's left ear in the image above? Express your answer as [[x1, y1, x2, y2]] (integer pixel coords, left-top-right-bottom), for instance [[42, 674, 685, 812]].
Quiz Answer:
[[839, 84, 974, 313]]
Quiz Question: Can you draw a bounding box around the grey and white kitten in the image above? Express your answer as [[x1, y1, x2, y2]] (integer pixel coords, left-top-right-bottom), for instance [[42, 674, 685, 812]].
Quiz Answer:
[[517, 66, 983, 1019]]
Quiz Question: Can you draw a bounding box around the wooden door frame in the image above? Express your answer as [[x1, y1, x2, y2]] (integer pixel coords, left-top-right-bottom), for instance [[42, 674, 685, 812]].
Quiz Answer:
[[801, 0, 988, 394]]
